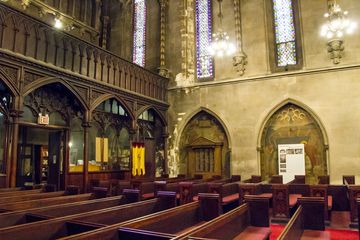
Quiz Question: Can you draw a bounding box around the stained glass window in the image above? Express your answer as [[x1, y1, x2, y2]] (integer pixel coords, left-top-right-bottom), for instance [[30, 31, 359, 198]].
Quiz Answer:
[[133, 0, 146, 67], [195, 0, 213, 79], [273, 0, 297, 67]]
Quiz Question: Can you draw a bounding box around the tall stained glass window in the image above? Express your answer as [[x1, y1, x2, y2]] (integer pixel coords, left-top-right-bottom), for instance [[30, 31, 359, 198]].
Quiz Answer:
[[273, 0, 297, 67], [195, 0, 213, 79], [133, 0, 146, 67]]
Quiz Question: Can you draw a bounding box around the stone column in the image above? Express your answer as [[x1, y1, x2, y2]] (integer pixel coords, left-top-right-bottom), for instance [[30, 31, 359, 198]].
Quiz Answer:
[[158, 0, 170, 78], [232, 0, 247, 76]]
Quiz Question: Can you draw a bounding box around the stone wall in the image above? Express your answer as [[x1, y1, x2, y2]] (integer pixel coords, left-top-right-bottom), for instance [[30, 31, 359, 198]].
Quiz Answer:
[[166, 0, 360, 183]]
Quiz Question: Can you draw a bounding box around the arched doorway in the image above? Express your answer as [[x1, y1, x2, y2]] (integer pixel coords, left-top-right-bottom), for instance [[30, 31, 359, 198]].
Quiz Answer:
[[18, 83, 85, 189], [179, 110, 230, 179], [137, 108, 166, 178], [0, 80, 13, 187], [88, 97, 132, 173], [260, 103, 327, 184]]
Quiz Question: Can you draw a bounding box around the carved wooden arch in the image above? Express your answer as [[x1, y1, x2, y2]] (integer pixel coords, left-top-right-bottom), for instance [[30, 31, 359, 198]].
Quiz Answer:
[[256, 98, 329, 148], [21, 77, 89, 111], [0, 69, 20, 97], [176, 107, 232, 148], [136, 105, 167, 126], [90, 93, 135, 121]]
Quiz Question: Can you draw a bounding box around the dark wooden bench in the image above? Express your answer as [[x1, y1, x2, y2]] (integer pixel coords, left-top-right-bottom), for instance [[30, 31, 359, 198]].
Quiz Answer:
[[0, 191, 177, 239], [348, 185, 360, 222], [0, 189, 43, 198], [277, 197, 329, 240], [179, 181, 210, 204], [0, 190, 70, 205], [208, 182, 241, 212], [0, 195, 133, 229], [272, 184, 302, 219], [243, 175, 262, 183], [116, 193, 222, 239], [0, 193, 93, 212], [343, 175, 355, 185], [310, 185, 332, 220], [318, 175, 330, 184], [174, 195, 270, 240]]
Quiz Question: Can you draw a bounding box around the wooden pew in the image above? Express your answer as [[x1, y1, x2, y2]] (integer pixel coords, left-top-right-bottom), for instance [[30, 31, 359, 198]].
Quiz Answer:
[[288, 175, 306, 184], [116, 193, 222, 239], [348, 185, 360, 222], [243, 175, 262, 183], [57, 193, 218, 240], [318, 175, 330, 184], [357, 198, 360, 238], [0, 193, 92, 212], [173, 195, 270, 240], [0, 195, 131, 228], [343, 175, 355, 185], [277, 197, 329, 240], [0, 187, 23, 193], [272, 184, 302, 219], [0, 191, 69, 205], [0, 191, 177, 240], [0, 189, 48, 199], [310, 185, 332, 220], [208, 182, 241, 212]]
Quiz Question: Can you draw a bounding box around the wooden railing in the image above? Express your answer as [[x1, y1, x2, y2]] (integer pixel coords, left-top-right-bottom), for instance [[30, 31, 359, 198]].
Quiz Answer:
[[0, 4, 168, 102]]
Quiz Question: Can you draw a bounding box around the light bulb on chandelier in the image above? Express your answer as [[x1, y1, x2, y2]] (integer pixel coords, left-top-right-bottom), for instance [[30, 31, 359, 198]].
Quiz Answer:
[[320, 1, 356, 39], [208, 0, 236, 58]]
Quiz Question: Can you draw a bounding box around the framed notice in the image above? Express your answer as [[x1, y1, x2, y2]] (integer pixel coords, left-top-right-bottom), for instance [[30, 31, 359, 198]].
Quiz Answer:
[[278, 144, 305, 183]]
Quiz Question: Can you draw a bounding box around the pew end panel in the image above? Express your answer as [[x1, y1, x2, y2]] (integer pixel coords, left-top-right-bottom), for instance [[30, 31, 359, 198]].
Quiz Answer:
[[277, 197, 327, 240], [343, 175, 355, 185], [244, 195, 270, 227], [348, 185, 360, 222], [122, 189, 141, 203], [298, 197, 326, 230], [310, 185, 332, 220]]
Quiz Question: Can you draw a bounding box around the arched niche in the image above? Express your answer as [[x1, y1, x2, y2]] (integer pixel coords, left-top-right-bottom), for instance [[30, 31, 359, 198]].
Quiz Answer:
[[89, 98, 132, 172], [260, 103, 328, 184], [137, 108, 166, 178], [179, 110, 230, 179]]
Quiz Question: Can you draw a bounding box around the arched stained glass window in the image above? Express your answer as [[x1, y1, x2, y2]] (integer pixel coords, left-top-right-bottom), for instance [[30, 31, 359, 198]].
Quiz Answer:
[[133, 0, 147, 67], [195, 0, 213, 79], [273, 0, 297, 67]]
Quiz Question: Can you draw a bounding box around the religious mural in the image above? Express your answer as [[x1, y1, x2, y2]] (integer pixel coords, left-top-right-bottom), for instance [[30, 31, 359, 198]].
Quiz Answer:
[[261, 104, 327, 184], [178, 111, 230, 178]]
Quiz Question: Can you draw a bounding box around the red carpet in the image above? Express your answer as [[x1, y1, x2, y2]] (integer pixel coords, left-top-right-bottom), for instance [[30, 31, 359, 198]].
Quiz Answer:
[[270, 224, 358, 240]]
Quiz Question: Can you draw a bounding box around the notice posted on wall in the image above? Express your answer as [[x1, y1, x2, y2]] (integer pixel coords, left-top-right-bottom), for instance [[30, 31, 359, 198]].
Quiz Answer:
[[278, 144, 305, 184]]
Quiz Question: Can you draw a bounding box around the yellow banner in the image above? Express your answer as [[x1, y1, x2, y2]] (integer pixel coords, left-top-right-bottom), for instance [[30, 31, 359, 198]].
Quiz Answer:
[[132, 142, 145, 176]]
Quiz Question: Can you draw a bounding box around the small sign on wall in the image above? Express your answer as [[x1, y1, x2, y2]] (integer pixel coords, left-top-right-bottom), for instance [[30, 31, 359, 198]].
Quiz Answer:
[[38, 113, 49, 125], [278, 144, 305, 183]]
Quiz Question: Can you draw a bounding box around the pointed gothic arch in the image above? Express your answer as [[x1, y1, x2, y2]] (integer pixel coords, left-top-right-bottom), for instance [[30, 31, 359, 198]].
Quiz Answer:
[[22, 77, 89, 111], [177, 107, 231, 178], [90, 94, 134, 121], [136, 105, 167, 126], [257, 99, 329, 183]]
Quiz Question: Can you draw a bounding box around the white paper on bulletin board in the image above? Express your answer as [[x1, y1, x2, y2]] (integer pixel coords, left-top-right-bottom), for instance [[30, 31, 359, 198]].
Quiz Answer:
[[278, 144, 305, 183]]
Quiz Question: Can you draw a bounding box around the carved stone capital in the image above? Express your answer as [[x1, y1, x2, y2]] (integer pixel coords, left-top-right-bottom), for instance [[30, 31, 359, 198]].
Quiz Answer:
[[158, 66, 170, 78], [233, 53, 248, 76], [327, 39, 344, 64]]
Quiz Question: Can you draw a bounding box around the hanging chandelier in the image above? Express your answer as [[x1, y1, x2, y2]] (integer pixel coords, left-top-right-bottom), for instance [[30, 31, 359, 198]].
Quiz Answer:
[[320, 0, 356, 39], [208, 0, 236, 57]]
